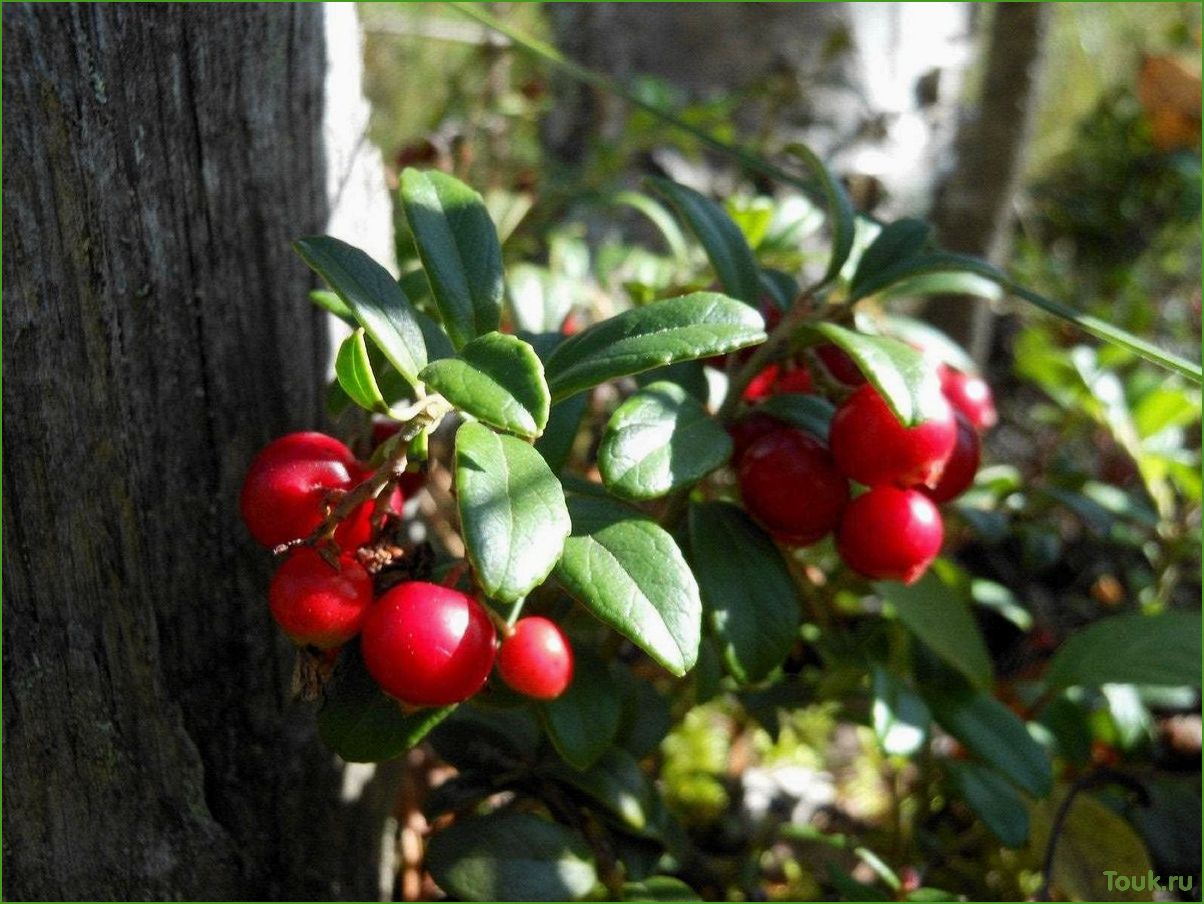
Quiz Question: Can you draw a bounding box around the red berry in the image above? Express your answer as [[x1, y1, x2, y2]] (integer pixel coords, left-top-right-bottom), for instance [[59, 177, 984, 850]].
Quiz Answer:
[[828, 384, 956, 489], [497, 617, 574, 700], [268, 548, 373, 649], [921, 412, 980, 504], [241, 452, 358, 548], [361, 581, 497, 706], [815, 344, 866, 386], [939, 366, 998, 431], [837, 486, 943, 584], [742, 363, 781, 401], [774, 365, 814, 394], [728, 412, 785, 464], [254, 431, 356, 469], [739, 429, 850, 546]]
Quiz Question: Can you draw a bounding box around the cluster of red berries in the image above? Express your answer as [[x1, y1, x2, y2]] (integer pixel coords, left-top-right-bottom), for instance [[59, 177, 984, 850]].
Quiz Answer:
[[240, 432, 573, 706], [730, 344, 996, 585]]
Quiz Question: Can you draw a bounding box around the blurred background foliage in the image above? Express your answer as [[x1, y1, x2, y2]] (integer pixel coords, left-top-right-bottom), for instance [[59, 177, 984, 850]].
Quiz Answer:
[[357, 4, 1200, 901]]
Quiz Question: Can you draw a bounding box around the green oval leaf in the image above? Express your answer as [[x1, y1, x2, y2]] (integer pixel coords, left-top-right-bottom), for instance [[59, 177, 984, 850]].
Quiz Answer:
[[309, 288, 355, 324], [808, 321, 945, 426], [1043, 611, 1202, 691], [849, 218, 932, 296], [611, 190, 691, 266], [756, 392, 836, 442], [599, 382, 731, 501], [783, 143, 856, 288], [647, 178, 761, 304], [335, 328, 389, 414], [871, 666, 931, 758], [878, 564, 993, 690], [922, 676, 1052, 797], [294, 236, 429, 385], [426, 810, 597, 902], [552, 747, 652, 833], [554, 495, 702, 676], [545, 293, 766, 403], [317, 646, 454, 763], [454, 421, 571, 603], [421, 332, 550, 438], [847, 250, 1004, 304], [947, 761, 1029, 848], [400, 168, 503, 349], [538, 647, 622, 771], [688, 502, 799, 684], [878, 314, 980, 374], [536, 394, 589, 473]]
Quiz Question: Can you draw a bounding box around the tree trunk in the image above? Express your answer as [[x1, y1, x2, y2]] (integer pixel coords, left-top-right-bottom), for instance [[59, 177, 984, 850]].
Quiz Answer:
[[3, 5, 396, 899], [926, 3, 1050, 362]]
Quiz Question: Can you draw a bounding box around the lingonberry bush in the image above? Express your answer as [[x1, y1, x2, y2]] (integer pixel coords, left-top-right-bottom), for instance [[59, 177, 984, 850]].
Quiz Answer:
[[242, 153, 1200, 901]]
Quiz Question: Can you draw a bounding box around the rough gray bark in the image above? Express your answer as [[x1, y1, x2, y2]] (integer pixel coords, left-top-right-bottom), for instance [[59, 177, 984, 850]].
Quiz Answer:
[[926, 3, 1050, 362], [3, 5, 397, 900]]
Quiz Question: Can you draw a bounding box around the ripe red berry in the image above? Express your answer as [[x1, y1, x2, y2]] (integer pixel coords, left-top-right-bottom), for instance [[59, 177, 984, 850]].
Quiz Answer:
[[268, 548, 373, 649], [728, 412, 785, 464], [774, 365, 814, 394], [739, 429, 850, 546], [815, 344, 866, 386], [241, 453, 359, 548], [939, 366, 998, 431], [360, 581, 497, 706], [497, 617, 574, 700], [837, 486, 943, 584], [921, 412, 980, 504], [828, 384, 956, 489], [742, 363, 781, 401]]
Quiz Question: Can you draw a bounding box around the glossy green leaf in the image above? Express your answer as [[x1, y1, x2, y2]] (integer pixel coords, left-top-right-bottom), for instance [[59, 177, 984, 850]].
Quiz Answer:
[[756, 392, 836, 442], [879, 565, 993, 689], [871, 666, 930, 757], [309, 288, 355, 324], [317, 647, 454, 763], [426, 811, 597, 902], [553, 747, 651, 832], [420, 332, 550, 438], [555, 495, 702, 676], [399, 168, 502, 349], [947, 761, 1029, 847], [544, 293, 766, 402], [536, 394, 589, 473], [850, 218, 932, 296], [295, 236, 428, 383], [881, 270, 1004, 302], [783, 143, 856, 287], [1044, 611, 1202, 690], [808, 321, 946, 426], [427, 704, 541, 772], [923, 676, 1052, 797], [617, 678, 673, 760], [507, 263, 575, 335], [454, 421, 571, 602], [622, 877, 702, 901], [334, 328, 389, 414], [648, 178, 761, 303], [847, 250, 1003, 304], [539, 648, 622, 770], [759, 268, 799, 311], [688, 502, 798, 684], [611, 190, 691, 266], [879, 313, 980, 374], [599, 382, 731, 501]]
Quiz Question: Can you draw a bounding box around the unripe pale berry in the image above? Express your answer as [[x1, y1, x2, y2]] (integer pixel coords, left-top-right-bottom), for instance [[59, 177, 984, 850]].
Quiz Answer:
[[837, 486, 943, 584], [739, 429, 850, 546], [921, 412, 981, 504], [268, 548, 373, 649], [497, 617, 574, 700], [361, 581, 497, 707], [828, 384, 956, 489], [939, 366, 998, 431]]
